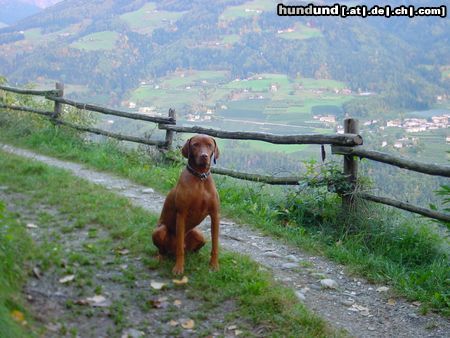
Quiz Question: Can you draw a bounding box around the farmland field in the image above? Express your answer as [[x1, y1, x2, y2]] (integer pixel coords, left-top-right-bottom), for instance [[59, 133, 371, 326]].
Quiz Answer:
[[277, 23, 323, 40], [120, 2, 186, 35], [71, 31, 120, 51], [219, 0, 276, 22]]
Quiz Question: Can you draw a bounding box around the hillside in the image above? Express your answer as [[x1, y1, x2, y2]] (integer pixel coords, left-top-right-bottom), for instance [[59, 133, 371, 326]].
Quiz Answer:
[[0, 0, 448, 116]]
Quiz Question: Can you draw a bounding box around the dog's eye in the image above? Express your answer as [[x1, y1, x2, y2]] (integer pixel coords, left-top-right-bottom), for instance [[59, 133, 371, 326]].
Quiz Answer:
[[192, 143, 199, 147]]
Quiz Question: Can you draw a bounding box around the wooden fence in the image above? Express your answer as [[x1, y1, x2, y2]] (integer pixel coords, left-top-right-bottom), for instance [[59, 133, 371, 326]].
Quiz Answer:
[[1, 82, 449, 222]]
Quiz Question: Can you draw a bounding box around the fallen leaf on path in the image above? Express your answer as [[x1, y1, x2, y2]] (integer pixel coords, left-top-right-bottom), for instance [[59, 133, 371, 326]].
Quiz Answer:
[[32, 267, 41, 279], [173, 299, 182, 307], [117, 249, 129, 255], [376, 286, 389, 293], [59, 275, 75, 283], [227, 325, 237, 330], [11, 310, 25, 324], [149, 297, 169, 309], [412, 301, 421, 307], [86, 295, 111, 307], [169, 320, 179, 327], [235, 330, 243, 336], [387, 298, 396, 306], [172, 276, 188, 285], [26, 223, 38, 229], [181, 319, 195, 329], [150, 281, 166, 290]]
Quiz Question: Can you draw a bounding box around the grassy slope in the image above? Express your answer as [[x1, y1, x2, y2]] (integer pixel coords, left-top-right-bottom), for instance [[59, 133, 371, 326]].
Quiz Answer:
[[0, 110, 448, 316], [0, 149, 336, 337]]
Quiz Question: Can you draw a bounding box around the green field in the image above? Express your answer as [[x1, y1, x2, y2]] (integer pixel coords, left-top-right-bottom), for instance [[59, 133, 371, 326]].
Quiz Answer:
[[441, 66, 450, 80], [219, 0, 276, 22], [71, 31, 120, 51], [23, 28, 42, 40], [277, 23, 323, 40], [221, 34, 241, 45], [120, 2, 186, 35], [161, 70, 229, 88]]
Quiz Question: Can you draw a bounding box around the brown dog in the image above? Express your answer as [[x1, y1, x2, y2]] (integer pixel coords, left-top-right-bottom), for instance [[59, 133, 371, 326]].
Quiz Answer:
[[152, 134, 220, 275]]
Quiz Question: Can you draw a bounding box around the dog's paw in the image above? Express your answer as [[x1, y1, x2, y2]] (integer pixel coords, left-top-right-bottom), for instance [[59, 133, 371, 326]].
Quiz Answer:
[[172, 264, 184, 275], [209, 260, 219, 271]]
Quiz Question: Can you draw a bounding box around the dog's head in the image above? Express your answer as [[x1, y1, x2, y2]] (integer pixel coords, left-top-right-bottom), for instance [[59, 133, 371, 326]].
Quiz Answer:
[[182, 134, 219, 168]]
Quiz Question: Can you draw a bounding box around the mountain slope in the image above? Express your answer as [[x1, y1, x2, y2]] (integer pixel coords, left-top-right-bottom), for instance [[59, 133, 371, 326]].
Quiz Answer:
[[0, 0, 448, 114]]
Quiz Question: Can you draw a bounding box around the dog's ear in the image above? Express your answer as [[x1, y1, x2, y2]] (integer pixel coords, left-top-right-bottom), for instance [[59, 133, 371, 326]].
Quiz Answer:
[[212, 138, 219, 162], [181, 138, 191, 158]]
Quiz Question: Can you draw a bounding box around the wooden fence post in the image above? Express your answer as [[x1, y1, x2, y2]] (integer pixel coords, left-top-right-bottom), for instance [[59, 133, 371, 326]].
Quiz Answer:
[[342, 118, 359, 209], [52, 82, 64, 120], [164, 108, 176, 150]]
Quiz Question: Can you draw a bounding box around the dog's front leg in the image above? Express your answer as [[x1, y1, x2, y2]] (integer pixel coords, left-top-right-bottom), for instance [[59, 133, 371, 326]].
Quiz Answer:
[[173, 212, 186, 275], [209, 212, 220, 271]]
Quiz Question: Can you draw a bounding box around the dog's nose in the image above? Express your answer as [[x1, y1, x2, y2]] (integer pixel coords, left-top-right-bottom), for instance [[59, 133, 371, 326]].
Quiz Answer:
[[200, 153, 208, 159]]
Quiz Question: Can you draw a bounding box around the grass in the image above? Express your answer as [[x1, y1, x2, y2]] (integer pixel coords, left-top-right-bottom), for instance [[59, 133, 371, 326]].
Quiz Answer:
[[0, 202, 33, 338], [0, 108, 449, 316], [0, 149, 336, 337], [277, 23, 323, 40], [70, 31, 120, 51], [219, 0, 275, 22], [120, 2, 186, 35]]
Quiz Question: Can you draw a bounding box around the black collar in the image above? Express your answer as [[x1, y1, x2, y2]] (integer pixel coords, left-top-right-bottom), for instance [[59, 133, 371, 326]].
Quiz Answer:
[[186, 164, 211, 181]]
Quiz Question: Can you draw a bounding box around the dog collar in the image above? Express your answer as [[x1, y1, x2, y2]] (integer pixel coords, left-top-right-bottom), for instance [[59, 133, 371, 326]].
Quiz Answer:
[[186, 164, 211, 181]]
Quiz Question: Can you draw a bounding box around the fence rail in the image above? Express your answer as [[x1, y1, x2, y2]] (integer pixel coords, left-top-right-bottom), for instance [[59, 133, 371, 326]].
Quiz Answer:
[[159, 124, 363, 146], [47, 96, 176, 125], [332, 146, 450, 177], [0, 85, 59, 97], [1, 82, 449, 222]]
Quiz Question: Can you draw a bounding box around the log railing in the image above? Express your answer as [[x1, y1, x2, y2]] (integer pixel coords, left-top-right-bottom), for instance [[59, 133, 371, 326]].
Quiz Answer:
[[1, 82, 449, 222]]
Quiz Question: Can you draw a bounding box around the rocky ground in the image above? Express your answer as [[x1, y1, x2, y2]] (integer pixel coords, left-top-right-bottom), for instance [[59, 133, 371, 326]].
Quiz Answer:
[[1, 143, 449, 337]]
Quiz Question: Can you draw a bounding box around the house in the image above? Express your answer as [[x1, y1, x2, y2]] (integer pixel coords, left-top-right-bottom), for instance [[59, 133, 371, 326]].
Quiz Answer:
[[394, 141, 403, 148], [387, 119, 401, 127], [319, 115, 336, 123], [138, 107, 155, 114]]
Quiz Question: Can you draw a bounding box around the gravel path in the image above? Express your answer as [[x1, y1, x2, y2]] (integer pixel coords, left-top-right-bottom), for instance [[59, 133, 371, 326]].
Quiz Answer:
[[2, 143, 449, 337]]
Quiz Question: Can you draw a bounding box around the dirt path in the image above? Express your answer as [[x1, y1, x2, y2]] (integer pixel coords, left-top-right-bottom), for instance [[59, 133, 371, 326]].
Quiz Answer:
[[2, 143, 449, 337]]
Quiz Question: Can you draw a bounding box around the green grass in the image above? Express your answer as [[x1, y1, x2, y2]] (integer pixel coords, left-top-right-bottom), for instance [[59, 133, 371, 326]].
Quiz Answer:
[[224, 73, 291, 92], [0, 203, 33, 338], [120, 2, 186, 35], [23, 28, 42, 41], [161, 70, 228, 88], [0, 107, 448, 315], [71, 31, 120, 51], [0, 149, 336, 337], [277, 23, 322, 40], [219, 0, 275, 22]]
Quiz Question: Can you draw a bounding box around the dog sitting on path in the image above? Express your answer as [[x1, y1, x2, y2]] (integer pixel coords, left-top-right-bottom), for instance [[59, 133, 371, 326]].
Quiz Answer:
[[152, 134, 220, 275]]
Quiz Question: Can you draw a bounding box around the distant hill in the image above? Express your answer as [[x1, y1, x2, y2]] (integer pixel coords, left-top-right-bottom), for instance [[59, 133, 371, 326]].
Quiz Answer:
[[0, 0, 448, 116], [0, 0, 41, 25], [19, 0, 62, 8]]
